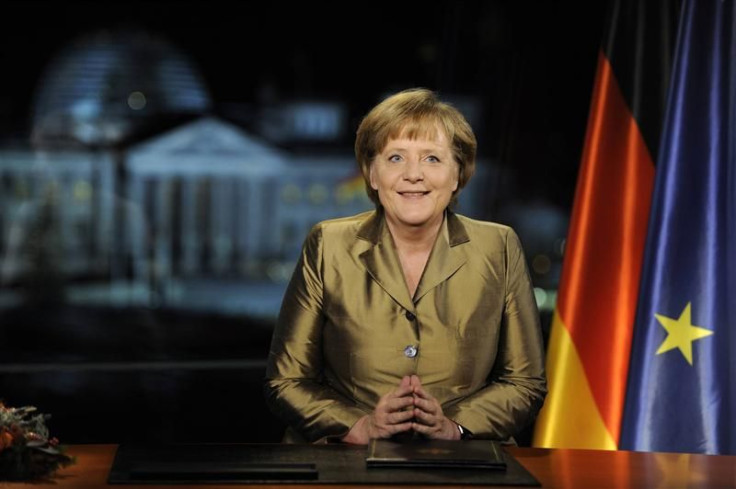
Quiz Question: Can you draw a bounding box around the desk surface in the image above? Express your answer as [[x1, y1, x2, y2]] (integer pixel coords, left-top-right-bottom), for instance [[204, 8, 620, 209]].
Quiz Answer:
[[4, 444, 735, 488]]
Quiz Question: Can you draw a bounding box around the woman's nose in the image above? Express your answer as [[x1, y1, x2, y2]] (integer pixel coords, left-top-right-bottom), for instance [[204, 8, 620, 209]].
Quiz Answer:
[[403, 158, 423, 181]]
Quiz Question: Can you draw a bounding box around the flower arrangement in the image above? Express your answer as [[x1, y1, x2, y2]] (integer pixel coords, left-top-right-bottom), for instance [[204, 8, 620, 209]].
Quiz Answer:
[[0, 402, 75, 481]]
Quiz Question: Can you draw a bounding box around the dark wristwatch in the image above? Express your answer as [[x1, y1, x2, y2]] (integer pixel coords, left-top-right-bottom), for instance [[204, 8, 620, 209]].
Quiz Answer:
[[457, 424, 473, 440]]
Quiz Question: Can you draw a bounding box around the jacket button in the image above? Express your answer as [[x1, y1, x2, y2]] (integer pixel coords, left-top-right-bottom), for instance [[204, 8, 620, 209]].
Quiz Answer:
[[404, 345, 418, 358], [405, 311, 416, 321]]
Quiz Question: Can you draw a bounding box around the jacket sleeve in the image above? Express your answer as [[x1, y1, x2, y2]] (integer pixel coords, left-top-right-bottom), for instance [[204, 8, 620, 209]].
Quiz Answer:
[[263, 224, 366, 443], [443, 228, 547, 441]]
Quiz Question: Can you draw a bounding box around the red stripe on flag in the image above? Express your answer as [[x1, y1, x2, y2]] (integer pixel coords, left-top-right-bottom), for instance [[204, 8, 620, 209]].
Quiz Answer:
[[555, 50, 655, 444]]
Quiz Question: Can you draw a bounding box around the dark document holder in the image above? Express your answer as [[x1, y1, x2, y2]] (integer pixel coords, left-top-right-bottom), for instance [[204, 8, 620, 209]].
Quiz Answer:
[[366, 438, 507, 469], [108, 444, 318, 484]]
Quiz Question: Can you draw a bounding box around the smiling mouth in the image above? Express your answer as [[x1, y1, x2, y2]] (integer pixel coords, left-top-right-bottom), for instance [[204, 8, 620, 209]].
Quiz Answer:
[[398, 191, 430, 197]]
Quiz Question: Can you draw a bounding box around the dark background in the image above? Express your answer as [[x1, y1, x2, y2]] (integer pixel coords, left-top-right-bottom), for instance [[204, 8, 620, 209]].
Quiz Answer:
[[0, 0, 606, 207], [0, 0, 608, 445]]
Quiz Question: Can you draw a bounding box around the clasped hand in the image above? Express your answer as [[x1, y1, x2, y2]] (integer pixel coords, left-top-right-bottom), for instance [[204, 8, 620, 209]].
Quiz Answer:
[[342, 375, 460, 444]]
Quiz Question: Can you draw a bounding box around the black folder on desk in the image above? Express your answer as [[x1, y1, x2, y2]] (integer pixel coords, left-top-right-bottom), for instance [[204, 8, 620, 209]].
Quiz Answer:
[[108, 444, 318, 484], [366, 439, 507, 469]]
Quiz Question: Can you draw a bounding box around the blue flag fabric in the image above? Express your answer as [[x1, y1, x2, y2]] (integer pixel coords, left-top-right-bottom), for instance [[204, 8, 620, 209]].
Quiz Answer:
[[620, 0, 736, 455]]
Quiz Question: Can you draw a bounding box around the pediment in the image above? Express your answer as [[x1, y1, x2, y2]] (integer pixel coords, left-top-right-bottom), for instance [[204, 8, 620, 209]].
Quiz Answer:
[[129, 116, 284, 160]]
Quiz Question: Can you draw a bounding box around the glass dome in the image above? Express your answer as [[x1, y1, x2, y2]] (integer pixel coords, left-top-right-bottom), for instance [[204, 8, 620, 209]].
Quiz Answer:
[[31, 28, 212, 146]]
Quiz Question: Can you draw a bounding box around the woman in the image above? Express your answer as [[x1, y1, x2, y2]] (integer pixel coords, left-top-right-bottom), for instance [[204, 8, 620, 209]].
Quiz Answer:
[[264, 88, 546, 444]]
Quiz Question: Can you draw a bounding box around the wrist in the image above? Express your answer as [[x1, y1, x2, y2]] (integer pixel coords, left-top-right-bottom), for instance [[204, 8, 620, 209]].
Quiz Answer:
[[342, 415, 370, 445]]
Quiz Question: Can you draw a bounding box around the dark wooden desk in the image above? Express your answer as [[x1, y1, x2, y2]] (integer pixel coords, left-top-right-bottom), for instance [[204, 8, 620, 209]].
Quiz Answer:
[[4, 444, 735, 488]]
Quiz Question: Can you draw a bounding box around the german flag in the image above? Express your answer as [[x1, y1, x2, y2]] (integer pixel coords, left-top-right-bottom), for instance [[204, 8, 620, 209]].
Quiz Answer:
[[533, 0, 680, 449]]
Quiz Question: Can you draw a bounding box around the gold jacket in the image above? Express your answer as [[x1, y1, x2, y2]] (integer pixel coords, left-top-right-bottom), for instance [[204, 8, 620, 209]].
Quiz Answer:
[[264, 209, 547, 443]]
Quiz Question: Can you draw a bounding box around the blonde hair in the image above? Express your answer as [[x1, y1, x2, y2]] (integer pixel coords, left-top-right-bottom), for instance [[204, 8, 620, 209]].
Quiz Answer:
[[355, 87, 477, 207]]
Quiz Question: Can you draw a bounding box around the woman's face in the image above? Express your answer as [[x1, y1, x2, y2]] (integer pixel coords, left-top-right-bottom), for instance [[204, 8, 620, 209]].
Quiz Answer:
[[370, 128, 459, 233]]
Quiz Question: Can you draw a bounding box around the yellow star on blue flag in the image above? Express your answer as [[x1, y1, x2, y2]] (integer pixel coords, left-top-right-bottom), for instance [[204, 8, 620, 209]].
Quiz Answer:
[[655, 302, 713, 365]]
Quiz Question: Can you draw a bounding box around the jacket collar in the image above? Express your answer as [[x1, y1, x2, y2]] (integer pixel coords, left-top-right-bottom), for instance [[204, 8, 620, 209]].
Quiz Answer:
[[356, 208, 470, 245], [357, 208, 469, 310]]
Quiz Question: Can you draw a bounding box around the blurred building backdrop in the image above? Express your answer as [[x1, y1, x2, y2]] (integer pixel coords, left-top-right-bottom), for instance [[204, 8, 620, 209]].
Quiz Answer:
[[0, 0, 606, 444]]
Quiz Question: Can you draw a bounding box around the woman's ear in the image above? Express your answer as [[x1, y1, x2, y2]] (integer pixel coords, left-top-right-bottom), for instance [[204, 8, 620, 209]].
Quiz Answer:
[[369, 164, 378, 190]]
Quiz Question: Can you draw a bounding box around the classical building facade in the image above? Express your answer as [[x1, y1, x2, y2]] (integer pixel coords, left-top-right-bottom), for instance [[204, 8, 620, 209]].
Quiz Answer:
[[0, 28, 495, 317]]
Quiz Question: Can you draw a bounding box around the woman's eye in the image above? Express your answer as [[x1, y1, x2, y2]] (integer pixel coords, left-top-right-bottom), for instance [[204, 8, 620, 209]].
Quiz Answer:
[[425, 155, 440, 163], [388, 154, 403, 162]]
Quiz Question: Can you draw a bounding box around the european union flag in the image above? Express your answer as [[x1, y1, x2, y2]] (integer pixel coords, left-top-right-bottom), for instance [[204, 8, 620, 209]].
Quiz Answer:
[[620, 0, 736, 454]]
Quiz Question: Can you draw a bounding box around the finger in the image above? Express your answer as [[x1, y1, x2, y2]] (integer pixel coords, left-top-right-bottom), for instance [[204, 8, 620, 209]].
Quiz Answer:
[[410, 375, 422, 390], [414, 403, 442, 416], [400, 375, 412, 388], [410, 421, 437, 436], [412, 396, 438, 414], [377, 387, 413, 411], [387, 409, 415, 424], [390, 383, 415, 399], [385, 421, 414, 436], [413, 391, 442, 415], [375, 421, 413, 438], [383, 395, 415, 413], [411, 384, 433, 400], [412, 407, 435, 425], [412, 395, 441, 419], [371, 414, 413, 436]]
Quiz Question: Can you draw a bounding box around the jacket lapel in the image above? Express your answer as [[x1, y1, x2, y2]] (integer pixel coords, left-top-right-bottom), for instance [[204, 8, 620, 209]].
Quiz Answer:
[[357, 210, 469, 308], [414, 211, 469, 302], [357, 211, 415, 312]]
